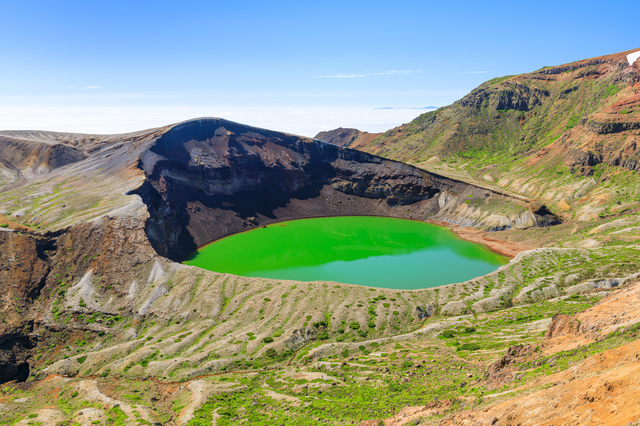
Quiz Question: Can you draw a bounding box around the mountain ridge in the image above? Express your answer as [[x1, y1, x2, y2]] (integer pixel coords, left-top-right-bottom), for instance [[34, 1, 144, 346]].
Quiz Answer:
[[351, 47, 640, 167], [3, 49, 640, 425], [314, 127, 380, 148]]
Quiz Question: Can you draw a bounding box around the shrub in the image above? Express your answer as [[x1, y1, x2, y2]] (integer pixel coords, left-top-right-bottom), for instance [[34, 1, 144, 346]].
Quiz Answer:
[[266, 348, 277, 358], [565, 115, 580, 130], [349, 322, 360, 330], [263, 337, 274, 344], [218, 408, 236, 417], [457, 343, 481, 351], [0, 223, 8, 228], [440, 330, 455, 339]]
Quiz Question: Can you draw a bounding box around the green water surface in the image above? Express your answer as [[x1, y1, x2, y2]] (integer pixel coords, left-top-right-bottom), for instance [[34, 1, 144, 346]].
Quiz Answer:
[[184, 216, 509, 289]]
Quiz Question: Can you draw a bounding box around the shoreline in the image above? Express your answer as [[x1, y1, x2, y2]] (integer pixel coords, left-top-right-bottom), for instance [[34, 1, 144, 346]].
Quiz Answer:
[[428, 220, 538, 258], [187, 215, 538, 259]]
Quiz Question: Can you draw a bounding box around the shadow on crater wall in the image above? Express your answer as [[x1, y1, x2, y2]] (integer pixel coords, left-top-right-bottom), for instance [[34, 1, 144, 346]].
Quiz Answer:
[[131, 118, 559, 261]]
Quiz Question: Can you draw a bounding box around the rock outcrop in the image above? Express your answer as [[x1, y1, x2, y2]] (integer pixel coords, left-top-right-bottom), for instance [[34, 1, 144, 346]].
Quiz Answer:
[[314, 127, 380, 148], [484, 344, 534, 388]]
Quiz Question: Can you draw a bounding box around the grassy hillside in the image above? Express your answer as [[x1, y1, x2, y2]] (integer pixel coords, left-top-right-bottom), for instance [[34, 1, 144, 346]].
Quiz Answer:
[[357, 48, 640, 165], [350, 48, 640, 250]]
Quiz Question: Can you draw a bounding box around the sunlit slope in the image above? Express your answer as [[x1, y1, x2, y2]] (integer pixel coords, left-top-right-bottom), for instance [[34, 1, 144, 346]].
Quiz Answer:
[[358, 48, 640, 165]]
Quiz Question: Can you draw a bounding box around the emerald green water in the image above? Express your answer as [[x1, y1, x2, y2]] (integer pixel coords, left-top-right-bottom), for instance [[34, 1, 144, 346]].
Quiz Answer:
[[184, 216, 509, 289]]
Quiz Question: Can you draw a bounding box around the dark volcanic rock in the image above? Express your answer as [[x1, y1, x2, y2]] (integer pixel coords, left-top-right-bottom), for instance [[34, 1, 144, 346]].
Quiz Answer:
[[587, 120, 640, 134], [0, 231, 53, 384], [0, 334, 32, 383], [133, 119, 446, 260], [127, 118, 558, 260]]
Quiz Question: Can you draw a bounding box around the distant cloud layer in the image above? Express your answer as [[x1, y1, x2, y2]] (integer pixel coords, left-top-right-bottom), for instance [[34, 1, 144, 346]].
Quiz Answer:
[[0, 104, 428, 137], [315, 70, 422, 78]]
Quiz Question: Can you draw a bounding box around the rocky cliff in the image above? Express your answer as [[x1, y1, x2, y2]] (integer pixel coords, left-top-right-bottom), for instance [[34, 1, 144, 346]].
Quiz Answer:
[[132, 119, 555, 260]]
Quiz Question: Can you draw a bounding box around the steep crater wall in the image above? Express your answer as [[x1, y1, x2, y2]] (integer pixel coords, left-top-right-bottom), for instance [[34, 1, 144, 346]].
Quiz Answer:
[[131, 118, 558, 261]]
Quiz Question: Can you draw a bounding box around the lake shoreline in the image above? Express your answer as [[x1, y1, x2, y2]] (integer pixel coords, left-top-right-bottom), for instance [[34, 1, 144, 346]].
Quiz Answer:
[[186, 216, 509, 288], [427, 220, 538, 258]]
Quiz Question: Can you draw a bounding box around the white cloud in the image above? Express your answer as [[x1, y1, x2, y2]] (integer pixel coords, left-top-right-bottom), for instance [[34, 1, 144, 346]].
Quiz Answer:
[[83, 85, 100, 90]]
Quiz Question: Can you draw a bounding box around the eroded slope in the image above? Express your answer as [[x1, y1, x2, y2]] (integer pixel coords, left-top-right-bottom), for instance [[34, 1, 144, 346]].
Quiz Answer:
[[0, 117, 561, 388]]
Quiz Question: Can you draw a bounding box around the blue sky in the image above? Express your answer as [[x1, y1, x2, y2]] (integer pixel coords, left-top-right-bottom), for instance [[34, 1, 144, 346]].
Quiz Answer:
[[1, 0, 638, 136]]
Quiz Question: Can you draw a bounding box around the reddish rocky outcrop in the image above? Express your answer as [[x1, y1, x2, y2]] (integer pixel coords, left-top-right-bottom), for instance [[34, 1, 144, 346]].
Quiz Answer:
[[0, 231, 54, 383], [545, 314, 581, 339], [315, 127, 380, 148], [484, 344, 534, 389]]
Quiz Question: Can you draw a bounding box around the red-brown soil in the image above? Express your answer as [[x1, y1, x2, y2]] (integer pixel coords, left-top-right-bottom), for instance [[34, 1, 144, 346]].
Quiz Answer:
[[371, 281, 640, 425], [441, 339, 640, 426]]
